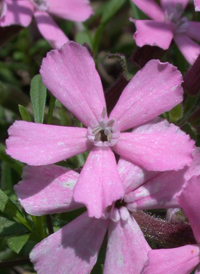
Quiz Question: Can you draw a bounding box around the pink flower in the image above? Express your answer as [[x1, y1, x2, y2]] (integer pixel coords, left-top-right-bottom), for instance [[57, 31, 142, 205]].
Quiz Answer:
[[131, 0, 200, 64], [14, 150, 200, 274], [6, 41, 195, 218], [0, 0, 93, 48], [143, 173, 200, 274], [194, 0, 200, 11], [12, 163, 150, 274]]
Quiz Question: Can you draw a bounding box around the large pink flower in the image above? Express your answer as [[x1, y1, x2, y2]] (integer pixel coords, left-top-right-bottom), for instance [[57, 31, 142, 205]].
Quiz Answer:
[[6, 41, 195, 218], [0, 0, 93, 48], [131, 0, 200, 64], [14, 150, 200, 274], [143, 174, 200, 274]]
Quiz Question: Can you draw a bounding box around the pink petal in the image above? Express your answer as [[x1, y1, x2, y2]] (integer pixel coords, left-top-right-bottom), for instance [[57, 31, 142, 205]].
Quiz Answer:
[[110, 60, 183, 131], [133, 20, 173, 50], [6, 121, 91, 165], [14, 165, 82, 216], [104, 215, 150, 274], [195, 0, 200, 11], [184, 148, 200, 181], [0, 0, 33, 27], [73, 147, 125, 218], [186, 21, 200, 42], [0, 1, 7, 19], [178, 176, 200, 243], [160, 0, 189, 12], [30, 212, 108, 274], [131, 0, 164, 21], [34, 11, 69, 49], [174, 34, 200, 65], [40, 41, 106, 127], [117, 158, 158, 194], [143, 245, 200, 274], [113, 119, 194, 171], [132, 168, 187, 210], [47, 0, 93, 22]]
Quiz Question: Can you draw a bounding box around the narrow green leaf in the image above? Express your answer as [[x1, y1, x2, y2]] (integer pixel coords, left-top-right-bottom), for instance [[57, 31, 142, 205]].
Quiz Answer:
[[30, 74, 47, 123], [1, 162, 16, 198], [0, 189, 8, 212], [93, 0, 126, 54], [18, 104, 31, 122], [100, 0, 126, 25], [0, 144, 24, 175], [7, 234, 30, 254]]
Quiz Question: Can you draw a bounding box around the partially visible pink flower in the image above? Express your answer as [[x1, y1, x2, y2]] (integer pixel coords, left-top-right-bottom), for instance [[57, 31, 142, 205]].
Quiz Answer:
[[131, 0, 200, 64], [14, 149, 200, 274], [6, 41, 195, 218], [194, 0, 200, 11], [143, 175, 200, 274], [0, 0, 93, 48]]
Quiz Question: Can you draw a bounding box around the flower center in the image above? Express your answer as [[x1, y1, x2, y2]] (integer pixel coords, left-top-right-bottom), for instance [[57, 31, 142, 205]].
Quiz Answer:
[[165, 4, 189, 34], [103, 199, 130, 222], [31, 0, 49, 11], [87, 108, 120, 147]]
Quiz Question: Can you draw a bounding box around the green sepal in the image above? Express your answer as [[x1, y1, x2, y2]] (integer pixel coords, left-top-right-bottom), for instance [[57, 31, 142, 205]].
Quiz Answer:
[[18, 104, 31, 122]]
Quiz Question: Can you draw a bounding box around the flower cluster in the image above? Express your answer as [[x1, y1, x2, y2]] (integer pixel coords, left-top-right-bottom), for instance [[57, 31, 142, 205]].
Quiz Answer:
[[0, 0, 93, 48], [131, 0, 200, 64], [1, 0, 200, 273]]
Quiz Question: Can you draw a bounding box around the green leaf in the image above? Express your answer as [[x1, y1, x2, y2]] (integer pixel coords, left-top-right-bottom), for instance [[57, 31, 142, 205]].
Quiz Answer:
[[100, 0, 126, 25], [7, 234, 30, 254], [0, 216, 28, 237], [0, 144, 24, 175], [169, 104, 183, 123], [75, 31, 92, 48], [30, 74, 47, 123], [0, 189, 8, 212], [18, 104, 31, 122], [93, 0, 126, 54], [0, 189, 33, 232]]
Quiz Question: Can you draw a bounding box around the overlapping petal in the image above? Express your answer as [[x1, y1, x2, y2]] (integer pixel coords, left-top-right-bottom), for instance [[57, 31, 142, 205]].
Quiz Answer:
[[14, 165, 82, 216], [117, 158, 158, 194], [34, 11, 69, 49], [110, 60, 183, 131], [73, 147, 124, 218], [174, 34, 200, 65], [48, 0, 93, 22], [113, 119, 194, 171], [40, 42, 106, 127], [0, 0, 33, 27], [131, 0, 164, 21], [186, 21, 200, 42], [30, 212, 108, 274], [133, 20, 173, 49], [143, 245, 200, 274], [131, 168, 186, 210], [178, 176, 200, 244], [6, 121, 91, 165], [184, 148, 200, 180], [104, 215, 150, 274]]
